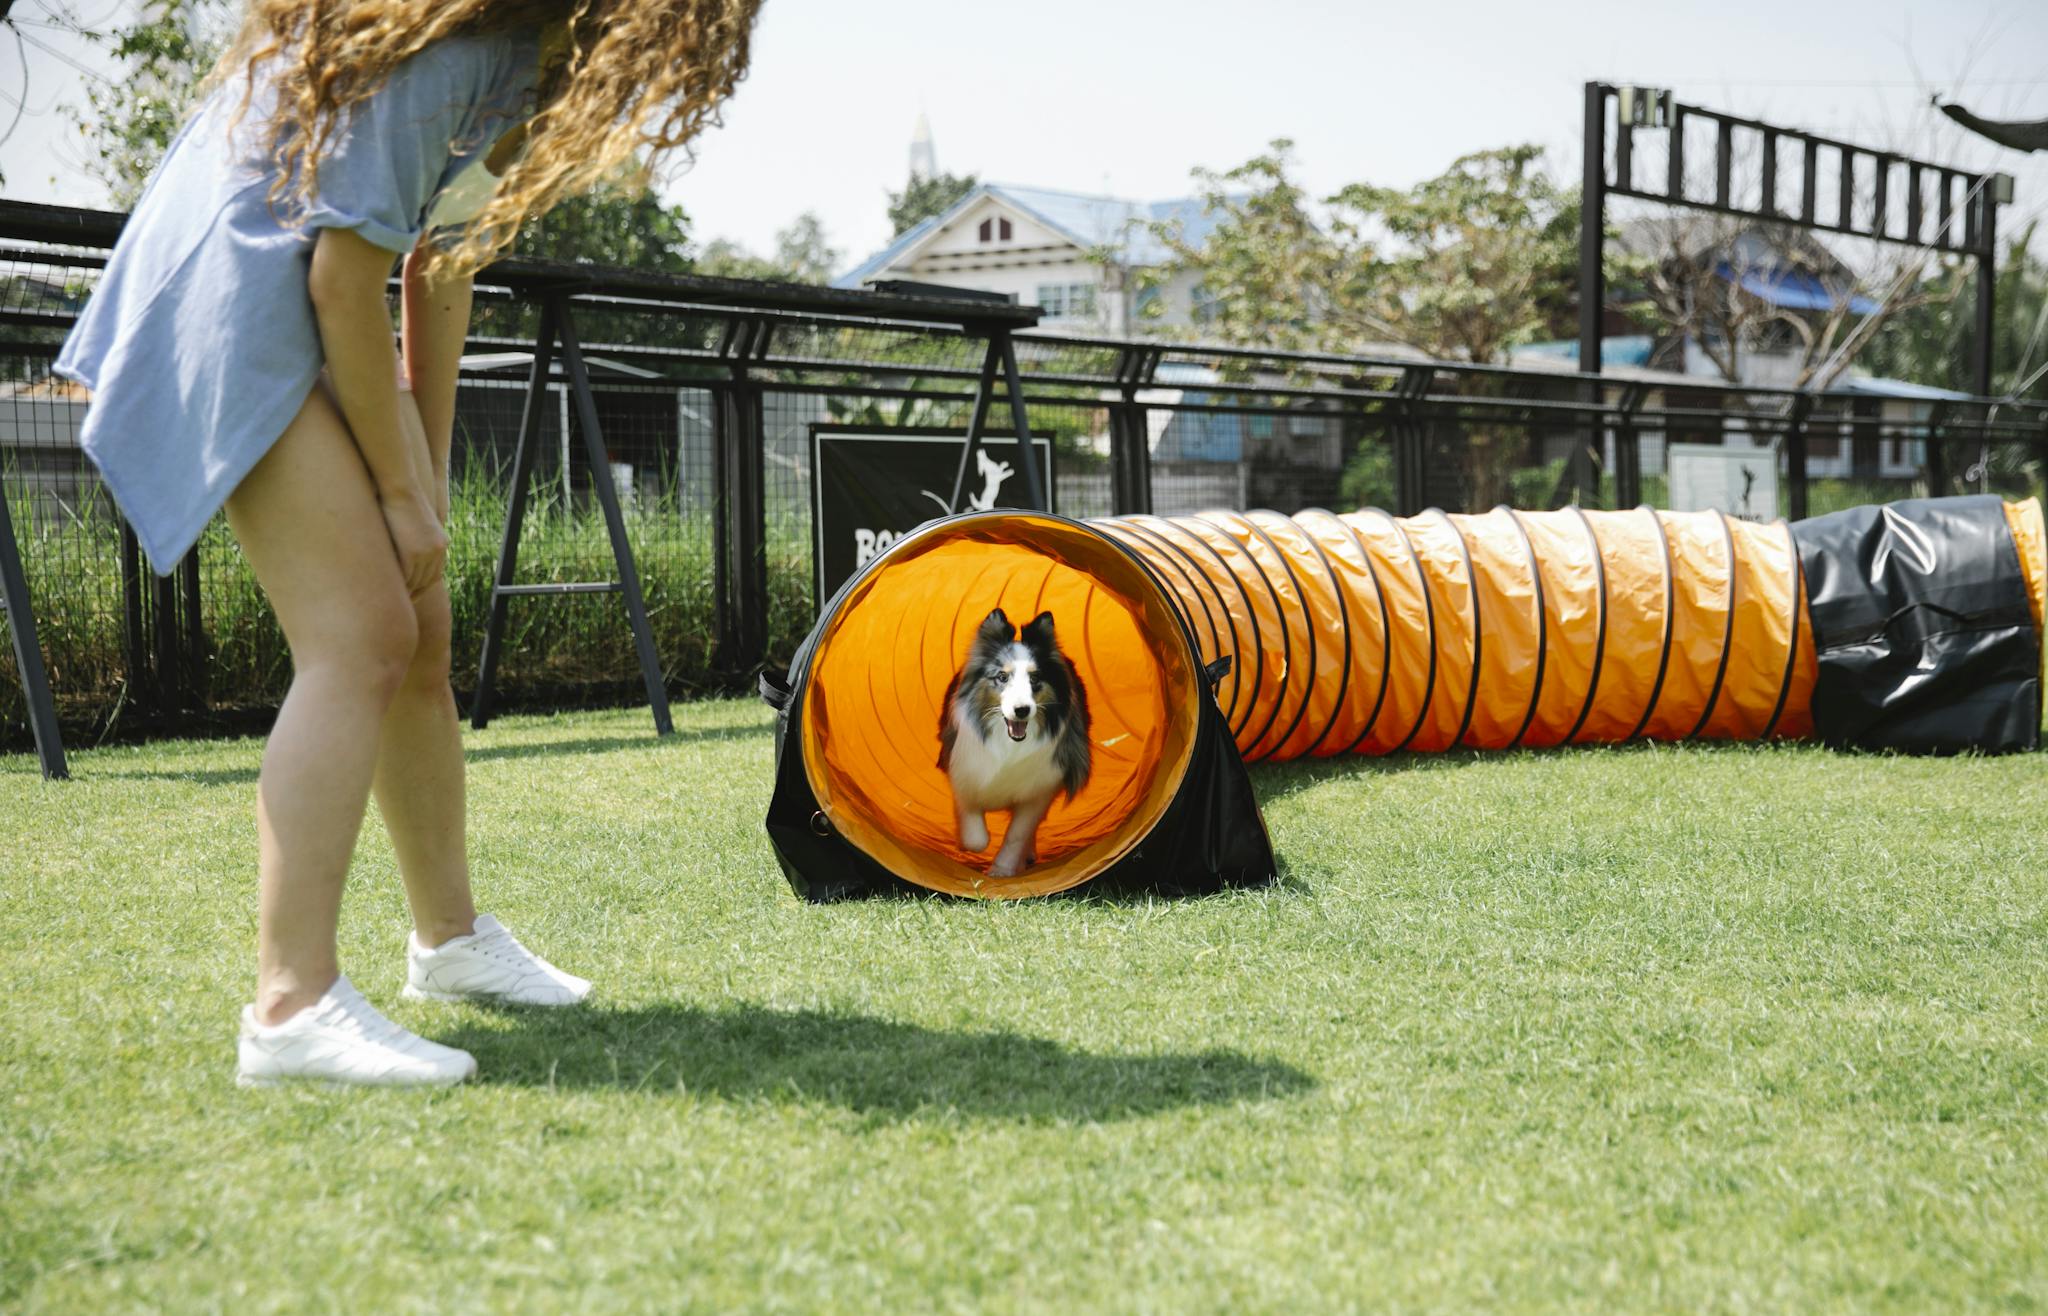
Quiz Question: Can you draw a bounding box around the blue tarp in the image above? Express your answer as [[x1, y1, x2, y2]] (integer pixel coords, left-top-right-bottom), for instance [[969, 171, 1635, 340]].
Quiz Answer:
[[1716, 262, 1880, 315]]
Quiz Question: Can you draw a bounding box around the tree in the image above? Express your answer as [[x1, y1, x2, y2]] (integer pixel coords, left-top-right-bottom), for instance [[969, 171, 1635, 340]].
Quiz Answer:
[[64, 0, 233, 207], [1859, 223, 2048, 399], [1620, 211, 1959, 389], [887, 171, 977, 238], [1149, 141, 1600, 506], [693, 211, 838, 284], [1148, 140, 1584, 363], [510, 187, 694, 273]]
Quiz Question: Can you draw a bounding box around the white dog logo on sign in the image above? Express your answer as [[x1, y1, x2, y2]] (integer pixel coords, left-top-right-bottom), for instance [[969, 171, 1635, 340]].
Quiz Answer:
[[918, 449, 1015, 516]]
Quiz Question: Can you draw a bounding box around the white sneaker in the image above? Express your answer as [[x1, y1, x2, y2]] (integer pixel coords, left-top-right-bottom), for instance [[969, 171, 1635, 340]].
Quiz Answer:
[[236, 975, 477, 1088], [404, 914, 591, 1007]]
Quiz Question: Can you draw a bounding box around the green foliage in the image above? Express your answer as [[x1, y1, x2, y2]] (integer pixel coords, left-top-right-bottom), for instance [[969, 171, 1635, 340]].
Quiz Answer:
[[693, 211, 839, 284], [0, 459, 812, 741], [66, 0, 233, 207], [510, 188, 695, 273], [887, 170, 978, 237], [1860, 223, 2048, 398], [1150, 140, 1601, 364]]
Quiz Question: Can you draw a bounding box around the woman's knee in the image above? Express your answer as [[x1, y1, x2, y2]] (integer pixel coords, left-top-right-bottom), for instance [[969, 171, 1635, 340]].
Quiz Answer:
[[296, 592, 420, 702]]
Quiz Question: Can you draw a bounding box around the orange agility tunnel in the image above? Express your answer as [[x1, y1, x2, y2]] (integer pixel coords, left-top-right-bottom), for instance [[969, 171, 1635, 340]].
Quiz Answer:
[[763, 495, 2045, 902]]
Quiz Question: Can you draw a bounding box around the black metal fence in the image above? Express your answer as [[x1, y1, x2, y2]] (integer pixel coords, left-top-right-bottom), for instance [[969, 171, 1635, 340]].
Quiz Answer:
[[6, 199, 2047, 749]]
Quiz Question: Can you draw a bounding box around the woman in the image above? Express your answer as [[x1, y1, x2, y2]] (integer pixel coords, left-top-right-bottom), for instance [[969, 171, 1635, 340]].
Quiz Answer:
[[55, 0, 763, 1087]]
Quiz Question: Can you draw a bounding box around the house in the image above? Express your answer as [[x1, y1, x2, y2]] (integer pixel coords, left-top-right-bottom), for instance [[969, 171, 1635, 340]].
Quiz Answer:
[[834, 182, 1229, 336]]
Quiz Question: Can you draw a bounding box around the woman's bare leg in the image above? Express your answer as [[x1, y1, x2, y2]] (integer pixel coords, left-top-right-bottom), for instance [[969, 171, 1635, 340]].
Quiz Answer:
[[225, 385, 421, 1026], [371, 576, 479, 948]]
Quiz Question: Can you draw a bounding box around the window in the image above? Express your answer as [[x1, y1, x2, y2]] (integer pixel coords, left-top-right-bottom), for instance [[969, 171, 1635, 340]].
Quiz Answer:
[[978, 218, 992, 242], [1035, 283, 1099, 320], [999, 218, 1013, 241]]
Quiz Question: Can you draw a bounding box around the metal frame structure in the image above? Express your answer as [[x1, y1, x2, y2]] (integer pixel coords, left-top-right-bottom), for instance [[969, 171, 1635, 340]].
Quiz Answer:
[[1580, 82, 2012, 505], [3, 199, 2045, 752], [0, 484, 64, 777], [456, 255, 1044, 733]]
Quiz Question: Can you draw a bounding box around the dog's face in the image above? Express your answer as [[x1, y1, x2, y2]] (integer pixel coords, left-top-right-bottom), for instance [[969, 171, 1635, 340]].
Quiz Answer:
[[960, 608, 1077, 743]]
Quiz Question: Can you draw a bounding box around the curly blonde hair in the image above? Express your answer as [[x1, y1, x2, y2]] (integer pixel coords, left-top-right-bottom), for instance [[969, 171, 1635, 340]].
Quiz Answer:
[[212, 0, 763, 275]]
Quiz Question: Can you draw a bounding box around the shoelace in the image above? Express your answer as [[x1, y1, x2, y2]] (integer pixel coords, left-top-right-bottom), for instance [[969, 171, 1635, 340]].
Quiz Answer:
[[468, 924, 536, 968], [317, 992, 409, 1048]]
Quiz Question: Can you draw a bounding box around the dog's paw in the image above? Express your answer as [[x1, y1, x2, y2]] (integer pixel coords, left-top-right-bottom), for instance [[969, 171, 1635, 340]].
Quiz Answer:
[[987, 852, 1029, 879], [959, 816, 989, 852]]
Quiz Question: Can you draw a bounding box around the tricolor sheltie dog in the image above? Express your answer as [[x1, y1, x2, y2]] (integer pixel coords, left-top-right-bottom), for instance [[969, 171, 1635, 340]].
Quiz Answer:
[[938, 608, 1092, 878]]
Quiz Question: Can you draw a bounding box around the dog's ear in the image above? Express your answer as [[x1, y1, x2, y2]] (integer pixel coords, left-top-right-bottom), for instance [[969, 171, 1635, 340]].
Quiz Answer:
[[977, 608, 1014, 643], [1022, 611, 1057, 648]]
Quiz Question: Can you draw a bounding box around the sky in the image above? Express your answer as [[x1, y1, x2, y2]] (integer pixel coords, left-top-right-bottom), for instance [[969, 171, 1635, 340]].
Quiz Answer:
[[4, 0, 2047, 278]]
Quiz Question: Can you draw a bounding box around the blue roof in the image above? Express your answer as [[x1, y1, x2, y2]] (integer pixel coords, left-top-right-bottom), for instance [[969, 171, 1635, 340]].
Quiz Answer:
[[832, 213, 941, 290], [832, 183, 1232, 288], [1715, 262, 1881, 316], [1515, 335, 1656, 367]]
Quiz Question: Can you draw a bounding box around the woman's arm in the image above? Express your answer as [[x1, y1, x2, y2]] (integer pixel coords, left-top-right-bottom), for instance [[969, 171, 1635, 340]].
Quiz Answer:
[[400, 248, 474, 519], [308, 226, 447, 595]]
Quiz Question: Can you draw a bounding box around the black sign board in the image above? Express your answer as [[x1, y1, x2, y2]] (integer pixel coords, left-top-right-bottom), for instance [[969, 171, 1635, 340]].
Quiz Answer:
[[810, 426, 1056, 606]]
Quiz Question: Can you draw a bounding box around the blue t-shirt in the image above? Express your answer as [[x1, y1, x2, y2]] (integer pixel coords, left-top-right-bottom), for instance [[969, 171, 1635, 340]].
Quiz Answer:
[[55, 30, 540, 574]]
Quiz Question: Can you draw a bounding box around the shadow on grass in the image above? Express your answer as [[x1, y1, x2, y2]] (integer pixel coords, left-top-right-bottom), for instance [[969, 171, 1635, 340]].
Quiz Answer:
[[440, 1002, 1315, 1120], [78, 724, 773, 786]]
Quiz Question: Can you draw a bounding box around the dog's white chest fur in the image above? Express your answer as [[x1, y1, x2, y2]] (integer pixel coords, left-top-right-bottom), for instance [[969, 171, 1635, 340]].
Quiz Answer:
[[946, 705, 1064, 811]]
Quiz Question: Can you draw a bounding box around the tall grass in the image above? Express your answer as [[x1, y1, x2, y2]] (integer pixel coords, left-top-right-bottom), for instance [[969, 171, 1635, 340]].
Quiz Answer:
[[2, 460, 815, 744]]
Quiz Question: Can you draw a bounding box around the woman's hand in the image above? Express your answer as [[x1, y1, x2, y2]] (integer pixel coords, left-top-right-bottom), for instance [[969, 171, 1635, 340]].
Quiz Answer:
[[378, 483, 449, 597], [398, 390, 449, 525]]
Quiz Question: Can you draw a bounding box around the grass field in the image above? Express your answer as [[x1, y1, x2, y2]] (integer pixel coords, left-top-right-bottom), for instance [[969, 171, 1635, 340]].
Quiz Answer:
[[3, 700, 2045, 1313]]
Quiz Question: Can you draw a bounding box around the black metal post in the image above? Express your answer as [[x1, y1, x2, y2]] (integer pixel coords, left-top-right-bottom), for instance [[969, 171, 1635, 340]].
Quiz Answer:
[[470, 299, 557, 730], [1924, 401, 1948, 498], [948, 338, 1002, 514], [0, 481, 66, 779], [997, 335, 1047, 512], [119, 521, 147, 712], [1577, 82, 1608, 507], [179, 549, 203, 710], [1392, 366, 1433, 516], [720, 365, 768, 674], [557, 306, 674, 735], [1973, 187, 1999, 398], [709, 373, 733, 664], [1615, 382, 1647, 508], [1785, 394, 1812, 522]]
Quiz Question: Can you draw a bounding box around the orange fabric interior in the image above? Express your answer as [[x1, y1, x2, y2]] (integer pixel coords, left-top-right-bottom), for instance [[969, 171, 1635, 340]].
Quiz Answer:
[[802, 516, 1201, 899]]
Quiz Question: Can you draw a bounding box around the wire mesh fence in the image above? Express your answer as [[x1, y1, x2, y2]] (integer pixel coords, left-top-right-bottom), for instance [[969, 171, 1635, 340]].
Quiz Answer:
[[4, 201, 2046, 749]]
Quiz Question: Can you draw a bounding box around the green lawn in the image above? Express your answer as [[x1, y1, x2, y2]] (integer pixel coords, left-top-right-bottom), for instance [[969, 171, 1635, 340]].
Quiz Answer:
[[3, 701, 2045, 1313]]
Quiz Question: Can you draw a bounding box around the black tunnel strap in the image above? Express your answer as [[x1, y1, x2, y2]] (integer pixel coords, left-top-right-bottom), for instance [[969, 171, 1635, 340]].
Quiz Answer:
[[1561, 504, 1609, 747], [1094, 522, 1215, 714], [1204, 655, 1234, 686], [1432, 508, 1484, 752], [1684, 509, 1740, 742], [1329, 510, 1396, 757], [1112, 520, 1226, 693], [1626, 505, 1678, 743], [1760, 518, 1803, 742], [1286, 511, 1357, 760], [1133, 517, 1253, 735], [759, 668, 793, 712], [1194, 512, 1290, 758], [1156, 515, 1265, 741], [1234, 511, 1319, 762], [1384, 509, 1439, 754], [1500, 507, 1549, 751]]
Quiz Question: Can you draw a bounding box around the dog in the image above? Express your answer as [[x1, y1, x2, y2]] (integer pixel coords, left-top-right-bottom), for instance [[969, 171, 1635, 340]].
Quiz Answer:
[[938, 608, 1092, 878]]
